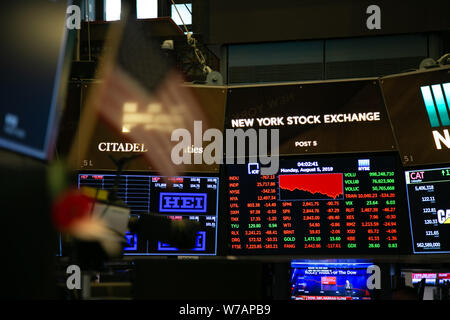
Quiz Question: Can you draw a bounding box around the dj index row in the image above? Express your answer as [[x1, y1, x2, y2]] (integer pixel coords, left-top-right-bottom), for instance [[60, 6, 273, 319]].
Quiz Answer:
[[231, 112, 381, 127]]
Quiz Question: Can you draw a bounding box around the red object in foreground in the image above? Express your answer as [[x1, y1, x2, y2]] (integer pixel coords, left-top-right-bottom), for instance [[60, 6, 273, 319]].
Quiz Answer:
[[52, 190, 93, 231]]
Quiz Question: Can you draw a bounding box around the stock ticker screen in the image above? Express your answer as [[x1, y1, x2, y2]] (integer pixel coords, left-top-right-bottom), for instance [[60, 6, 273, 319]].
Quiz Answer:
[[405, 167, 450, 254], [226, 154, 403, 254], [78, 173, 219, 255]]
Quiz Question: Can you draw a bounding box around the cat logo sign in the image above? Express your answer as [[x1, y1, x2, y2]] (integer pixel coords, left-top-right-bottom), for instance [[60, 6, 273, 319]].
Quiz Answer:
[[437, 209, 450, 224]]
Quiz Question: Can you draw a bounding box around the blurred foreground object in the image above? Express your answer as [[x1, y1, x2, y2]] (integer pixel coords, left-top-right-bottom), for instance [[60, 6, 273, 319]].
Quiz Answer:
[[69, 10, 207, 177], [128, 214, 200, 250], [53, 184, 201, 265], [0, 150, 56, 299], [52, 188, 126, 259]]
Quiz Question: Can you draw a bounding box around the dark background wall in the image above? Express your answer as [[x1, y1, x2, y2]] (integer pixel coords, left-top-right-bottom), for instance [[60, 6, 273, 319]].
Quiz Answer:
[[198, 0, 450, 44], [75, 1, 450, 84]]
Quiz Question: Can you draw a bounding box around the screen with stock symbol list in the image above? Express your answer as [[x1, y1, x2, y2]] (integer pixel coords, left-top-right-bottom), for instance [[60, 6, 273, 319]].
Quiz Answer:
[[405, 166, 450, 254], [226, 154, 403, 254]]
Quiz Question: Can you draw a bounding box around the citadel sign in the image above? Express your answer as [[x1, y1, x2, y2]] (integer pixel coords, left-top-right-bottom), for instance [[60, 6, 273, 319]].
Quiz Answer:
[[97, 142, 148, 153]]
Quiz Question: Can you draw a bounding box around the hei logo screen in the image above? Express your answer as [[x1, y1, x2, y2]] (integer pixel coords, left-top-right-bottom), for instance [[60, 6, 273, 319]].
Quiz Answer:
[[159, 193, 207, 213], [78, 174, 219, 255]]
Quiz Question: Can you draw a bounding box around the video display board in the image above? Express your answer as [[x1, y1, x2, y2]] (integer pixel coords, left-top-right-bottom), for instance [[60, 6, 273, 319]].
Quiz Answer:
[[78, 172, 219, 255], [405, 166, 450, 254], [381, 67, 450, 166], [225, 79, 396, 156], [411, 273, 450, 285], [77, 83, 227, 172], [291, 260, 374, 300], [0, 1, 70, 160], [226, 154, 404, 254]]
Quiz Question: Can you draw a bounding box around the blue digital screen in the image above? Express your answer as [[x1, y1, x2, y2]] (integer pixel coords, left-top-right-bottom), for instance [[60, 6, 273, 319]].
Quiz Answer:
[[0, 1, 69, 160], [78, 173, 219, 256], [159, 192, 208, 213], [291, 260, 374, 300]]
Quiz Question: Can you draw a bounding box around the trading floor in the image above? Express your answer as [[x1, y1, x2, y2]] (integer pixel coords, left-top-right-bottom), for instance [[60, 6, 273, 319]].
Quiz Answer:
[[1, 0, 450, 309]]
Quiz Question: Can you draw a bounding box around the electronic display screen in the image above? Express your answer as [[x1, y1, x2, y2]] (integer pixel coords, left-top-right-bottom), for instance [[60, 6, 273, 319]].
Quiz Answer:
[[0, 1, 70, 160], [226, 154, 403, 254], [405, 166, 450, 254], [225, 79, 395, 156], [78, 173, 219, 255], [77, 83, 227, 172], [291, 260, 374, 300], [381, 67, 450, 166], [411, 273, 450, 285]]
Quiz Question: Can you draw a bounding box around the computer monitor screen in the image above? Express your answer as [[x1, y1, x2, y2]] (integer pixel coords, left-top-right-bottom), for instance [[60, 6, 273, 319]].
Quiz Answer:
[[225, 79, 395, 156], [411, 273, 450, 285], [405, 166, 450, 254], [226, 154, 403, 254], [380, 67, 450, 166], [78, 173, 219, 255], [76, 83, 227, 172], [291, 260, 374, 300], [0, 1, 70, 160]]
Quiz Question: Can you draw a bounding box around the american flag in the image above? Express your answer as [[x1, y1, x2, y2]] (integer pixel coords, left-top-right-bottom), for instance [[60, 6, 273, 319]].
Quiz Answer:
[[70, 14, 206, 176]]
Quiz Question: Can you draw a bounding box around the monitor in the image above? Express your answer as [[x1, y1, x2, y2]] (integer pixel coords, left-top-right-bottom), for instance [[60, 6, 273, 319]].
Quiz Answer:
[[291, 260, 374, 301], [411, 273, 450, 285], [76, 82, 227, 172], [401, 270, 450, 286], [226, 153, 405, 254], [405, 166, 450, 254], [78, 172, 219, 255], [225, 78, 395, 156], [380, 67, 450, 167], [0, 1, 72, 160]]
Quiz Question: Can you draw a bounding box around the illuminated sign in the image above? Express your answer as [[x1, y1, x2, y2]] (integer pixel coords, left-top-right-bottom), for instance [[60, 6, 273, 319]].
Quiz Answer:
[[159, 192, 207, 213], [248, 163, 260, 175], [78, 174, 219, 256], [405, 167, 450, 254], [409, 171, 424, 182], [225, 80, 395, 156], [420, 83, 450, 150], [358, 159, 370, 171], [227, 155, 401, 254], [97, 142, 148, 152], [230, 112, 381, 128], [437, 209, 450, 224]]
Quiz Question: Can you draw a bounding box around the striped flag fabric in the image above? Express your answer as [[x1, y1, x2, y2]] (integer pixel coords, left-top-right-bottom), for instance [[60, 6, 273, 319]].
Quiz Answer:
[[70, 13, 206, 176]]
